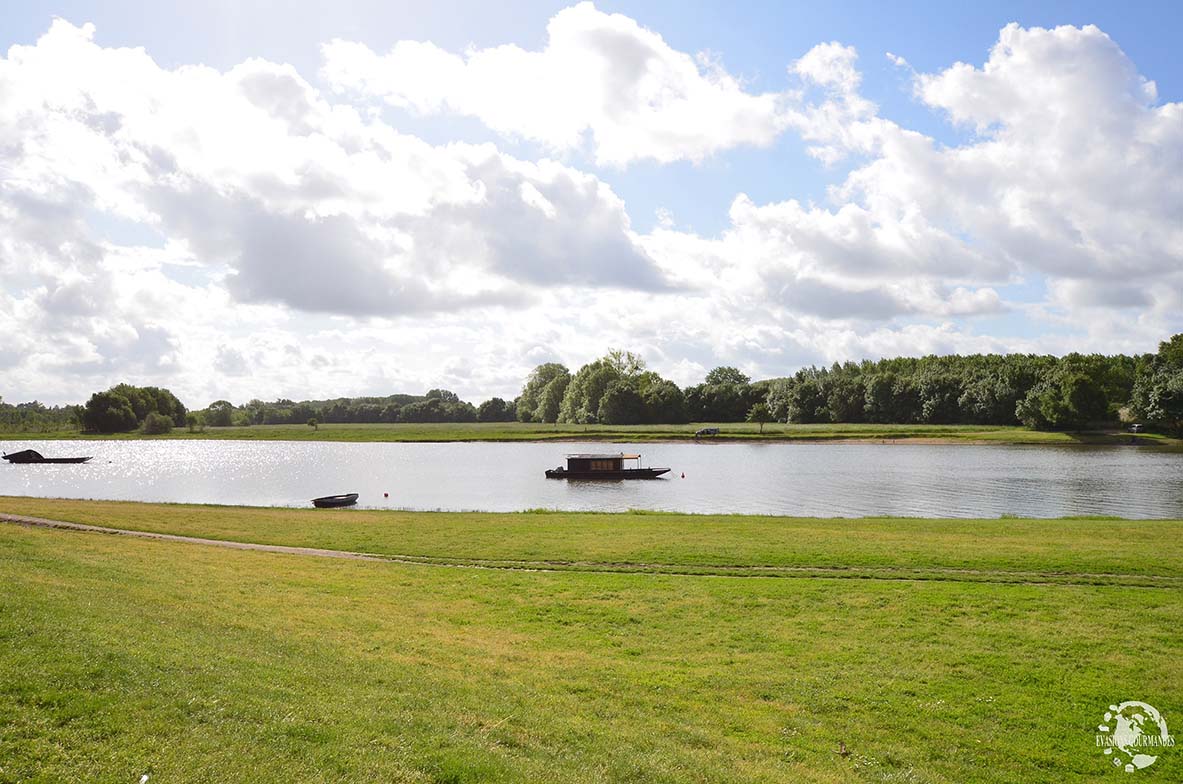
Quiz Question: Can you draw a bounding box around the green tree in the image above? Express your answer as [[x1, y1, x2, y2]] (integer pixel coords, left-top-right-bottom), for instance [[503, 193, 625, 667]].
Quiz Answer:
[[641, 379, 688, 424], [863, 373, 898, 423], [825, 373, 864, 423], [81, 390, 138, 433], [1061, 373, 1109, 429], [425, 389, 460, 403], [705, 366, 750, 386], [1017, 373, 1107, 430], [1154, 334, 1183, 366], [537, 375, 570, 424], [746, 402, 772, 433], [516, 363, 570, 422], [477, 397, 515, 422], [185, 412, 203, 432], [1130, 334, 1183, 435], [764, 379, 793, 422], [307, 417, 318, 431], [141, 411, 173, 435], [605, 349, 646, 378], [598, 381, 646, 425], [205, 400, 235, 427], [558, 359, 620, 423], [1134, 369, 1183, 435], [916, 373, 961, 424], [788, 376, 826, 423], [399, 398, 446, 422]]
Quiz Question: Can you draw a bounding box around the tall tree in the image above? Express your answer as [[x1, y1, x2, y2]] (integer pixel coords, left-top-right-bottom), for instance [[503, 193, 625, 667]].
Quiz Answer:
[[705, 366, 750, 386], [516, 363, 570, 423]]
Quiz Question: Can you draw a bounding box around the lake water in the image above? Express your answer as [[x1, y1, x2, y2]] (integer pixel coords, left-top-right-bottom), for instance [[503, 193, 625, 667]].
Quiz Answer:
[[2, 439, 1181, 518]]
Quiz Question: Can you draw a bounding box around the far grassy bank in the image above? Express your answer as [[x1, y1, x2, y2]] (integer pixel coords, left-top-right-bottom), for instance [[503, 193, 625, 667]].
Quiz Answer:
[[3, 420, 1178, 446]]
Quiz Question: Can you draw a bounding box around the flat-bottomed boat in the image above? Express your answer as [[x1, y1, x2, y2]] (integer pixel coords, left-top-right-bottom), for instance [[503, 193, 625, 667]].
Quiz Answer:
[[545, 453, 669, 480]]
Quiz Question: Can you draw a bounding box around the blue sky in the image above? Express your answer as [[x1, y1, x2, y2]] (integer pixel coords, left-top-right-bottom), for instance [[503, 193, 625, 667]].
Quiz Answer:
[[1, 1, 1181, 404]]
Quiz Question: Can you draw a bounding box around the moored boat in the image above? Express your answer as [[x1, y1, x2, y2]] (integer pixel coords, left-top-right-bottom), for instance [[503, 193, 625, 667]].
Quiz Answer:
[[545, 453, 670, 480], [311, 492, 359, 508], [2, 449, 92, 464]]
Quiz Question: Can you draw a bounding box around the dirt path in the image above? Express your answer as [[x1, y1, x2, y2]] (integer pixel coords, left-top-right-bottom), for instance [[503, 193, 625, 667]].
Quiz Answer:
[[2, 512, 1179, 588]]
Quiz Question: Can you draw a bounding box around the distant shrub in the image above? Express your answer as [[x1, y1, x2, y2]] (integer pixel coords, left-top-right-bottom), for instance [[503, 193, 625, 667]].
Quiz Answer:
[[141, 412, 174, 435]]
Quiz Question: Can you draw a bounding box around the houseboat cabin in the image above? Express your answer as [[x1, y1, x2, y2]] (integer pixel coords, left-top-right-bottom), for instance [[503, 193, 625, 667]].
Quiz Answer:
[[545, 453, 670, 480]]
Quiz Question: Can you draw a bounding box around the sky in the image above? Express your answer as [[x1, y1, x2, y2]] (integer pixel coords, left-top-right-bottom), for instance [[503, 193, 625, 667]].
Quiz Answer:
[[1, 1, 1181, 407]]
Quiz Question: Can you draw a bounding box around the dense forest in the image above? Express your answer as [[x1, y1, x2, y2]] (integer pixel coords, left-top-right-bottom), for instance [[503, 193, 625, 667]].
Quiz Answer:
[[5, 335, 1182, 435]]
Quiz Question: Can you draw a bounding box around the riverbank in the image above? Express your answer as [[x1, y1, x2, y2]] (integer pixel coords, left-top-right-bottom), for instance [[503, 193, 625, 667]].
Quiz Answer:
[[3, 497, 1181, 579], [2, 497, 1180, 782], [3, 420, 1178, 447]]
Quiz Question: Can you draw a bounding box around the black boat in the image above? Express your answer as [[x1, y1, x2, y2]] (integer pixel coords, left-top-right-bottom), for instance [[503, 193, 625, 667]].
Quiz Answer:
[[545, 453, 670, 480], [311, 493, 359, 508], [2, 449, 92, 464]]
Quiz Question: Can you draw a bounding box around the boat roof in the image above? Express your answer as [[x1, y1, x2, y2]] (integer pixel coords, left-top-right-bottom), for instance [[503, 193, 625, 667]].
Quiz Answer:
[[566, 453, 641, 459]]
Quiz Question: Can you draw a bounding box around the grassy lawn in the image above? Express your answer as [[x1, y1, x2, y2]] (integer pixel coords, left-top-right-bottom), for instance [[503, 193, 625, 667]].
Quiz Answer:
[[2, 497, 1182, 583], [2, 499, 1181, 782], [4, 421, 1178, 447]]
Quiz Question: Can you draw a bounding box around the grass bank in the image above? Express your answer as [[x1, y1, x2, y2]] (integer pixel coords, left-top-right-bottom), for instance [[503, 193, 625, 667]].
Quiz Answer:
[[1, 498, 1180, 782], [2, 497, 1182, 583], [3, 420, 1177, 446]]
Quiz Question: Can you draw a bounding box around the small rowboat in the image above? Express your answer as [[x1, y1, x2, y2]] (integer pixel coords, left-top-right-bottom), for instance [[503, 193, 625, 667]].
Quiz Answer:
[[2, 449, 92, 464], [311, 493, 359, 508]]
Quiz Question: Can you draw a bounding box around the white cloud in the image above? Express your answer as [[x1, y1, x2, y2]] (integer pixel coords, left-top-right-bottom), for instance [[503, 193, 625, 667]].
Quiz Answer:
[[321, 1, 789, 166], [643, 23, 1182, 348], [0, 19, 669, 318], [1, 15, 1181, 409]]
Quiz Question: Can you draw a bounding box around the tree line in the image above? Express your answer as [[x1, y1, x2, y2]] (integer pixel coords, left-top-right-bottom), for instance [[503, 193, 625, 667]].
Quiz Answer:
[[512, 337, 1183, 434], [0, 399, 82, 433], [7, 334, 1183, 435], [196, 389, 514, 429], [514, 351, 768, 425]]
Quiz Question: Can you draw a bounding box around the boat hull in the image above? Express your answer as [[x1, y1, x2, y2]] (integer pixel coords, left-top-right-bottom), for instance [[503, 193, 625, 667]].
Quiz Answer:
[[2, 450, 91, 464], [545, 468, 670, 480], [311, 493, 359, 508]]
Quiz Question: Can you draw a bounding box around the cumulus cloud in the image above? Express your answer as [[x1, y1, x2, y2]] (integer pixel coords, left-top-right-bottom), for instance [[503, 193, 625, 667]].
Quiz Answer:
[[1, 14, 1181, 408], [0, 20, 673, 320], [321, 1, 789, 165], [645, 23, 1182, 350]]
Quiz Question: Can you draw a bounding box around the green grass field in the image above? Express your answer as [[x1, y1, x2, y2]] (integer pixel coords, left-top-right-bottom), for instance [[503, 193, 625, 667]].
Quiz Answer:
[[2, 499, 1180, 782], [4, 420, 1178, 447]]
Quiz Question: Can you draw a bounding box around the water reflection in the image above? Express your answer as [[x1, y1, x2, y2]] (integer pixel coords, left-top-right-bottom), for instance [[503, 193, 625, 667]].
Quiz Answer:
[[1, 439, 1179, 518]]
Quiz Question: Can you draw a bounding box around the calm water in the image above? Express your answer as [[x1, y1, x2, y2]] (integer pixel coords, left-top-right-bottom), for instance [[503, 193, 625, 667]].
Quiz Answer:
[[2, 439, 1181, 518]]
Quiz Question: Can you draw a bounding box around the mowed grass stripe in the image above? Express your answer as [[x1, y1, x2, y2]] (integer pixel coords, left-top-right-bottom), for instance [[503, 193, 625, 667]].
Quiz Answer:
[[2, 513, 1179, 589], [1, 521, 1181, 783]]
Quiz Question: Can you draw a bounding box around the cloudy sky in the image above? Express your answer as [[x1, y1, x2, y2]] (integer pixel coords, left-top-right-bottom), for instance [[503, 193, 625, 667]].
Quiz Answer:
[[2, 1, 1181, 407]]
